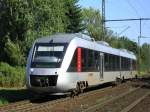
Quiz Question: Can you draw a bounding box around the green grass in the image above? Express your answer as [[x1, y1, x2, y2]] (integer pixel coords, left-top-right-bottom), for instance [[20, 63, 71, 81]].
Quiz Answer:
[[0, 62, 25, 87], [0, 98, 8, 106], [137, 71, 145, 76]]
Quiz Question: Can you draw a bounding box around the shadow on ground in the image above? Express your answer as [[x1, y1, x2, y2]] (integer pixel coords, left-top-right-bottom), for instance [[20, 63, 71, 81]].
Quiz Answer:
[[0, 88, 69, 105], [0, 88, 33, 103]]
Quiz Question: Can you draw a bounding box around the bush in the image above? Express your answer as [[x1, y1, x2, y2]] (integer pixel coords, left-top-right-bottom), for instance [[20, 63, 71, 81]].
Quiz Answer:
[[0, 62, 25, 87], [4, 39, 25, 66]]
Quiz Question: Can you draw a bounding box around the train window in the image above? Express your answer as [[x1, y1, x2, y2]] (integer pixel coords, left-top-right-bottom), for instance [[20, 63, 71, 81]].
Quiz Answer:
[[88, 50, 95, 71], [127, 59, 131, 70], [121, 57, 123, 70], [104, 53, 111, 71], [116, 56, 120, 71], [81, 48, 93, 72], [121, 57, 125, 71], [68, 47, 135, 72], [108, 54, 112, 71], [104, 53, 121, 71], [94, 51, 99, 71], [68, 48, 100, 72], [121, 57, 124, 70], [111, 54, 117, 71], [104, 53, 109, 71], [113, 55, 117, 71], [82, 48, 88, 71], [38, 46, 64, 51], [111, 55, 115, 70], [67, 49, 77, 72], [104, 53, 134, 71], [121, 57, 131, 71], [31, 43, 68, 68]]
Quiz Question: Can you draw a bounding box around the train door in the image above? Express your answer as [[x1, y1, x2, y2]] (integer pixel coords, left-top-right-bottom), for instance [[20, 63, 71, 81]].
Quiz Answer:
[[99, 53, 104, 79]]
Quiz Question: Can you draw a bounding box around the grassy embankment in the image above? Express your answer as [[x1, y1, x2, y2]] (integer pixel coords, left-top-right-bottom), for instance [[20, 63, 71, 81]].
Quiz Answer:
[[0, 62, 32, 106], [0, 97, 8, 106]]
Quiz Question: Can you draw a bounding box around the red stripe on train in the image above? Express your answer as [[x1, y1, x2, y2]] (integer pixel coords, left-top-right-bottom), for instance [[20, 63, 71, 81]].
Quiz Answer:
[[77, 48, 81, 72]]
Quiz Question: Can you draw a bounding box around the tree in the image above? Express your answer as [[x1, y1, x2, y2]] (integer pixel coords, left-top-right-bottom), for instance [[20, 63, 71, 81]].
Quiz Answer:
[[0, 0, 69, 65], [82, 8, 103, 40], [4, 39, 25, 66], [24, 0, 68, 54], [0, 0, 32, 63], [65, 0, 84, 33], [140, 43, 150, 71]]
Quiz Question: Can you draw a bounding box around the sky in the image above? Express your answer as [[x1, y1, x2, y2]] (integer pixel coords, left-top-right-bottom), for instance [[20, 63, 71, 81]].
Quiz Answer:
[[78, 0, 150, 45]]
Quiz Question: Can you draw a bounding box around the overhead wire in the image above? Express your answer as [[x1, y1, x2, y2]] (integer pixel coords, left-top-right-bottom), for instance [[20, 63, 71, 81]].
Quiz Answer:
[[126, 0, 141, 18], [122, 0, 141, 42], [107, 0, 150, 43], [106, 25, 130, 29], [136, 0, 150, 31]]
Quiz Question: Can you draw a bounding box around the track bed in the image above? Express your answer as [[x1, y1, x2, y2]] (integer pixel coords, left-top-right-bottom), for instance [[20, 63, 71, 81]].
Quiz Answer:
[[0, 77, 150, 112]]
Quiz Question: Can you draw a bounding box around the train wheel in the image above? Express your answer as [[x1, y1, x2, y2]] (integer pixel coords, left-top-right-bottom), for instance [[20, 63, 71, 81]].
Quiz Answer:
[[76, 83, 81, 94], [70, 89, 77, 98], [70, 83, 80, 97], [76, 82, 84, 94], [70, 82, 85, 97], [115, 77, 122, 85], [86, 81, 88, 88], [122, 76, 125, 83], [79, 82, 84, 93]]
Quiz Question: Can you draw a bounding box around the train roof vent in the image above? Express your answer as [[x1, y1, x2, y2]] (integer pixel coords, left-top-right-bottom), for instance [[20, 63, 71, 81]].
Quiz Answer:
[[120, 49, 135, 55], [120, 48, 128, 52], [128, 51, 134, 54], [96, 41, 110, 46], [76, 33, 93, 41], [126, 50, 134, 55]]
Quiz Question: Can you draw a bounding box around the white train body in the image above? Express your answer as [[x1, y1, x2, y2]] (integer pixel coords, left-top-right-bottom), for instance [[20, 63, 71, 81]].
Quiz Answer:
[[26, 33, 137, 94]]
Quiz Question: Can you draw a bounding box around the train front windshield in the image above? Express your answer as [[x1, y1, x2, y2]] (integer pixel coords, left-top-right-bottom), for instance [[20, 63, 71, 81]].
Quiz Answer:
[[31, 43, 67, 68]]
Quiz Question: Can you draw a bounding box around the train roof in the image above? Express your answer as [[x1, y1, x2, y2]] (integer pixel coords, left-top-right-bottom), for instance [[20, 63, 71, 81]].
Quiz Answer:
[[35, 33, 136, 60], [35, 33, 77, 43]]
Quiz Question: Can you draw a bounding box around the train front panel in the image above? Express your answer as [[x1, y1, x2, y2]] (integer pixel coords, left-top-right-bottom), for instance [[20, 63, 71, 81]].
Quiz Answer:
[[26, 42, 73, 93]]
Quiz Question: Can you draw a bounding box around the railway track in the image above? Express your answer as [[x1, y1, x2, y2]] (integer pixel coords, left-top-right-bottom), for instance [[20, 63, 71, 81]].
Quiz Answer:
[[83, 81, 150, 112], [0, 79, 148, 112], [129, 92, 150, 112], [121, 90, 150, 112], [31, 82, 133, 112], [0, 81, 133, 112]]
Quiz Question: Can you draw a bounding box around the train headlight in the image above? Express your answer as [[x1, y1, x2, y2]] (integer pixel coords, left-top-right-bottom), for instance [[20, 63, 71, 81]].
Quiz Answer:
[[30, 68, 34, 73]]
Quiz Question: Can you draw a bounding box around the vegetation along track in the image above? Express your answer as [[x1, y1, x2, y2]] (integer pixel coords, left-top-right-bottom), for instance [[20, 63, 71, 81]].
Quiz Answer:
[[0, 79, 147, 112]]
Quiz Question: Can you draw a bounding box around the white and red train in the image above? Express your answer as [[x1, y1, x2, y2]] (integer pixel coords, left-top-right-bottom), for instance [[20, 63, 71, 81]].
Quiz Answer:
[[26, 33, 137, 94]]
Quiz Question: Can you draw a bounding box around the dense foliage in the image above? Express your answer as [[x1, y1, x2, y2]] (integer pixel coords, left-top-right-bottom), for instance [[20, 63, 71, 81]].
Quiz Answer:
[[0, 0, 84, 87], [82, 8, 103, 40], [0, 98, 8, 106], [0, 1, 149, 87], [65, 0, 84, 33], [0, 62, 25, 87], [0, 0, 84, 65], [140, 43, 150, 71]]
